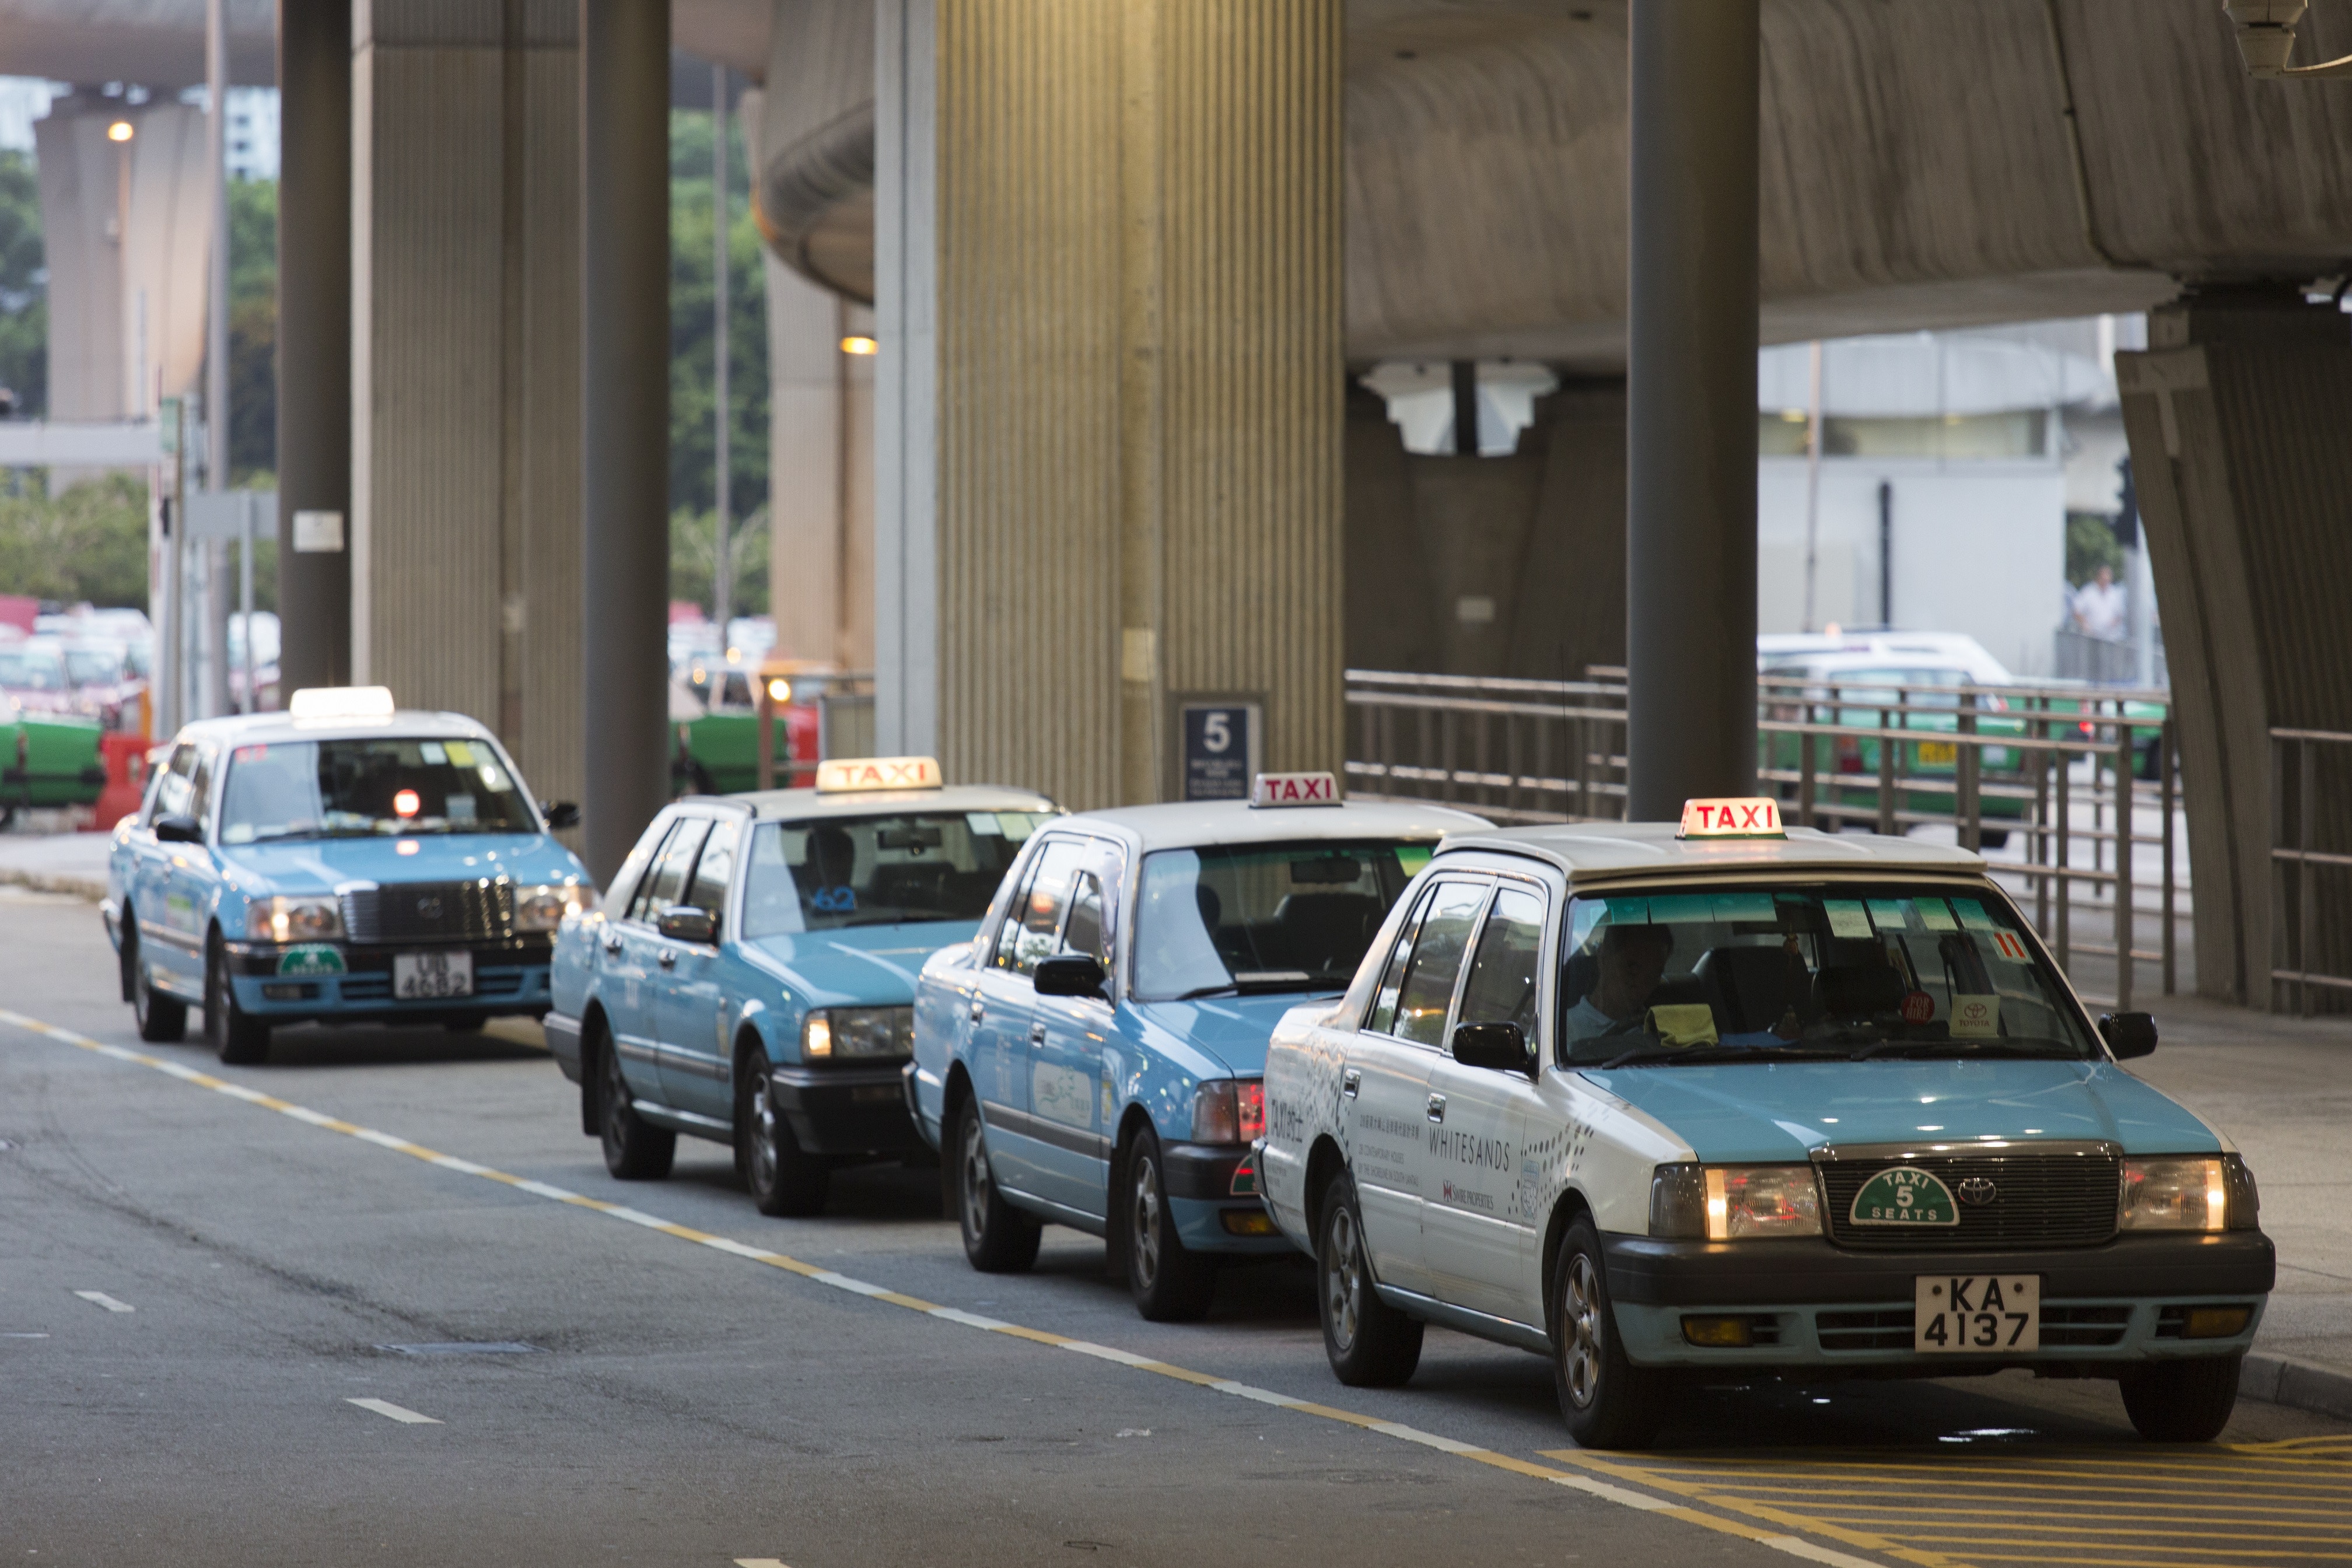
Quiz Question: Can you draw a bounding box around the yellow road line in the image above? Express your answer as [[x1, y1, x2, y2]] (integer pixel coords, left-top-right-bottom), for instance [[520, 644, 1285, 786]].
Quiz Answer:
[[0, 1007, 1885, 1568]]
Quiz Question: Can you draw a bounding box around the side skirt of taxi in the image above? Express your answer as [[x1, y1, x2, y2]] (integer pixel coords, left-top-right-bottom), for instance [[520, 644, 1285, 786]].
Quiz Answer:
[[1375, 1284, 1550, 1356]]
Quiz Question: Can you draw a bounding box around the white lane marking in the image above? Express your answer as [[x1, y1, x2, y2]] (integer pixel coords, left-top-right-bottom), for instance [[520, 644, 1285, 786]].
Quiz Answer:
[[2, 1332, 51, 1338], [733, 1559, 789, 1567], [346, 1397, 441, 1425], [0, 1006, 1885, 1568], [73, 1291, 134, 1313]]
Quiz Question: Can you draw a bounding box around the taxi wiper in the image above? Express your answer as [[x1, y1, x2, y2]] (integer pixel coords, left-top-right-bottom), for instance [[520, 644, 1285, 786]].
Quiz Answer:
[[1847, 1038, 2073, 1061], [1175, 978, 1345, 1000], [1597, 1042, 1849, 1070]]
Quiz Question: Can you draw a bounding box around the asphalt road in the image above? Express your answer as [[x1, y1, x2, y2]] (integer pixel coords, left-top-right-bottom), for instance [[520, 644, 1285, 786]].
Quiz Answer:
[[1, 885, 2342, 1568]]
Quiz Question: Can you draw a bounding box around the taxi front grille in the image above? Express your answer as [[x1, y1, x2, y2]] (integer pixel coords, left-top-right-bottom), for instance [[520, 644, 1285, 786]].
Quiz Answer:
[[1816, 1144, 2121, 1251], [1814, 1303, 2129, 1352], [341, 881, 512, 945]]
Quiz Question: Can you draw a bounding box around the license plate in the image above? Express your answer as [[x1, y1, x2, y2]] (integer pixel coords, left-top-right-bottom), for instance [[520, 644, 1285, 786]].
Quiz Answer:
[[393, 950, 474, 1000], [1918, 740, 1957, 765], [1915, 1273, 2039, 1352]]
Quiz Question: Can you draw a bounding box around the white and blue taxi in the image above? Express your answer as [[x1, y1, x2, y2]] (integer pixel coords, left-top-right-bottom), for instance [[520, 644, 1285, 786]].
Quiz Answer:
[[545, 758, 1058, 1216], [1260, 798, 2273, 1447], [908, 775, 1489, 1320], [103, 687, 593, 1063]]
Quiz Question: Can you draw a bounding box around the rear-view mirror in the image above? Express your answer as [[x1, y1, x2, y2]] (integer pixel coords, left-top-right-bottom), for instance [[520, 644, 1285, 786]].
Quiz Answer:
[[154, 814, 203, 844], [2100, 1012, 2158, 1060], [541, 800, 580, 830], [656, 904, 716, 944], [1034, 954, 1107, 1000], [1452, 1020, 1534, 1077]]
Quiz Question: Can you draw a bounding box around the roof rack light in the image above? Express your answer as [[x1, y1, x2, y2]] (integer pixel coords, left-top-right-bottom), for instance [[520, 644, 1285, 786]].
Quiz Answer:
[[288, 685, 397, 721]]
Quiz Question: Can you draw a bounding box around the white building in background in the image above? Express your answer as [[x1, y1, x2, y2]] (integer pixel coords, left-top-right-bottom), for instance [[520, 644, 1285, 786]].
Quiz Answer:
[[223, 86, 276, 181], [1756, 319, 2140, 680]]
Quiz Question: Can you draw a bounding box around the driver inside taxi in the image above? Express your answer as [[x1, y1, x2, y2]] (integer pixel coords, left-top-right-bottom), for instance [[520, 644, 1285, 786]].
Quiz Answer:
[[1564, 922, 1674, 1040]]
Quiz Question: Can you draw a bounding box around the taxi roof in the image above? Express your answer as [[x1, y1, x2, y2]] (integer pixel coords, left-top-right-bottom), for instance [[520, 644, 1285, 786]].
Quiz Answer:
[[724, 783, 1059, 821], [1438, 820, 1985, 885], [164, 708, 500, 750], [1051, 797, 1490, 853]]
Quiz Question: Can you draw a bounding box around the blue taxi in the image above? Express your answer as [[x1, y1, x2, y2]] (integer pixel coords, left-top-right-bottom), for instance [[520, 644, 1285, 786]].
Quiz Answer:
[[545, 758, 1058, 1216], [909, 774, 1489, 1320], [102, 687, 593, 1064]]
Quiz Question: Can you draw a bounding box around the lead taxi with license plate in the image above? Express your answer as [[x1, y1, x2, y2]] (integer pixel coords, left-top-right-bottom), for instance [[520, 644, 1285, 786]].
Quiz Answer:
[[102, 687, 593, 1063], [909, 774, 1489, 1320], [1259, 797, 2273, 1447], [545, 757, 1058, 1216]]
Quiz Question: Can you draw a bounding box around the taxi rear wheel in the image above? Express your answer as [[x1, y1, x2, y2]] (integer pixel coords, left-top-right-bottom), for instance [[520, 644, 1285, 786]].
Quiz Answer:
[[1122, 1128, 1216, 1322], [1316, 1169, 1422, 1387], [205, 935, 270, 1066], [956, 1098, 1039, 1273], [1551, 1215, 1665, 1449], [125, 922, 186, 1043], [2119, 1356, 2241, 1443], [596, 1021, 675, 1181], [738, 1050, 829, 1217]]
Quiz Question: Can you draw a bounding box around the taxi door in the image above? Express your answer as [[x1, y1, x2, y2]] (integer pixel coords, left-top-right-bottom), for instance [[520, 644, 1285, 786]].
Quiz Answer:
[[160, 744, 224, 991], [608, 814, 701, 1107], [655, 816, 739, 1119], [1025, 841, 1124, 1217], [967, 835, 1088, 1200], [1422, 878, 1549, 1324], [1343, 876, 1490, 1296], [129, 741, 198, 989]]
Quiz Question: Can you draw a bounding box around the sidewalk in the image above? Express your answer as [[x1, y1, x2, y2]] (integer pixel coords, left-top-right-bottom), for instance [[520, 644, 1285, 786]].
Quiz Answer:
[[0, 828, 111, 901], [2132, 992, 2352, 1419]]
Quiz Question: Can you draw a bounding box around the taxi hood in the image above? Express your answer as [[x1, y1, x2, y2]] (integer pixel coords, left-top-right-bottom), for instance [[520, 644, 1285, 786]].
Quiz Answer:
[[744, 921, 979, 1006], [1576, 1058, 2220, 1163], [1129, 992, 1335, 1079], [219, 833, 583, 894]]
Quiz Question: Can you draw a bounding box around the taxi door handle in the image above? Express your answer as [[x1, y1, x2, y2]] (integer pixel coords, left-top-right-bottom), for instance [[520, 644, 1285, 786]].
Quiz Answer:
[[657, 949, 677, 970], [1426, 1093, 1447, 1124], [969, 1000, 985, 1024], [1342, 1069, 1362, 1100], [1028, 1021, 1048, 1046], [602, 936, 622, 957]]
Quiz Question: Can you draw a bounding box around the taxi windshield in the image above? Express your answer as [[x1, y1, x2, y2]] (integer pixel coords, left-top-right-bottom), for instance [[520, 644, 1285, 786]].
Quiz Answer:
[[738, 810, 1054, 935], [0, 646, 67, 690], [1560, 882, 2099, 1066], [218, 738, 542, 843], [1133, 839, 1433, 1001]]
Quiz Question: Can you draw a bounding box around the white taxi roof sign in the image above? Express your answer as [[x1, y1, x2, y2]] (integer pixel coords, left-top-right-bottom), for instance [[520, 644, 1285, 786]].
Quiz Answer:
[[814, 755, 943, 794], [1250, 771, 1340, 808], [1678, 797, 1785, 839], [288, 685, 397, 721]]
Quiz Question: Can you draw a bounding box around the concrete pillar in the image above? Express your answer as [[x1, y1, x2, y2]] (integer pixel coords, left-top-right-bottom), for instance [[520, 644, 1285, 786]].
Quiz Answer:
[[349, 4, 583, 822], [580, 0, 670, 883], [877, 0, 1344, 809], [2116, 288, 2352, 1010], [763, 247, 874, 671], [1626, 0, 1759, 820], [276, 0, 352, 691]]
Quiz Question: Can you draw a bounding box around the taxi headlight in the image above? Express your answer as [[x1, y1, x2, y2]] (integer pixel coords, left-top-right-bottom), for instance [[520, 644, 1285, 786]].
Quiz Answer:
[[244, 895, 342, 943], [802, 1006, 912, 1062], [514, 883, 586, 933], [1192, 1080, 1265, 1146], [1648, 1163, 1822, 1241], [2120, 1156, 2230, 1232]]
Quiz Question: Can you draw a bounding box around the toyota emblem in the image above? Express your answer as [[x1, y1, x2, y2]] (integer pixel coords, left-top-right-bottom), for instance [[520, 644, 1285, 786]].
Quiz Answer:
[[416, 895, 443, 920], [1956, 1176, 1999, 1206]]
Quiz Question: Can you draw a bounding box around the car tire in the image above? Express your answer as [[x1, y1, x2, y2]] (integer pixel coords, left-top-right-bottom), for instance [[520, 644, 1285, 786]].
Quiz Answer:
[[2119, 1356, 2241, 1443], [596, 1019, 674, 1181], [1315, 1169, 1423, 1387], [738, 1048, 829, 1217], [125, 921, 186, 1043], [205, 934, 270, 1066], [955, 1097, 1040, 1273], [1551, 1214, 1666, 1449], [1121, 1128, 1217, 1322]]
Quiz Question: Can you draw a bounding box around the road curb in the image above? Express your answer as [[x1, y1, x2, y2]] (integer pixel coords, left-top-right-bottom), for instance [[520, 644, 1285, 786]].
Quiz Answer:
[[2242, 1350, 2352, 1423], [0, 867, 104, 901]]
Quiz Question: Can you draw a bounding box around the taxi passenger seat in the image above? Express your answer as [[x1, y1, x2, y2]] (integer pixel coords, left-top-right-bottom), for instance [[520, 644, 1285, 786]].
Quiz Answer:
[[1695, 945, 1813, 1034], [1814, 940, 1906, 1021], [1272, 893, 1385, 976]]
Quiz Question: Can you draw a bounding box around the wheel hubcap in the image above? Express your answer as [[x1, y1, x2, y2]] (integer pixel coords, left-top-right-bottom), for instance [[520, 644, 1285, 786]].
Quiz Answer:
[[961, 1115, 992, 1242], [1131, 1154, 1162, 1290], [1562, 1252, 1603, 1408], [1324, 1205, 1362, 1352], [749, 1070, 778, 1189], [603, 1048, 629, 1142]]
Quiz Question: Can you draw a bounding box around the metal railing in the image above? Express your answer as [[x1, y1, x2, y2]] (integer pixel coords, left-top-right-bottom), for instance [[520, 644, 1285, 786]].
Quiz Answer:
[[2270, 727, 2352, 1012], [1345, 667, 2184, 1006]]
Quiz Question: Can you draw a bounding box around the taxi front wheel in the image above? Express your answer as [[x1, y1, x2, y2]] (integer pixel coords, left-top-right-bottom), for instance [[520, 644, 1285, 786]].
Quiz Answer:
[[205, 935, 270, 1066], [956, 1098, 1040, 1273], [2119, 1356, 2241, 1443], [738, 1049, 828, 1217], [1552, 1216, 1666, 1449], [1316, 1170, 1422, 1387]]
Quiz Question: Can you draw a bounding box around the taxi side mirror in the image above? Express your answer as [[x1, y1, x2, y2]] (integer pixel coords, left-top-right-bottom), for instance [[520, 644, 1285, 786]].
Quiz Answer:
[[2099, 1012, 2158, 1060], [656, 904, 716, 944], [155, 813, 202, 844], [1452, 1020, 1535, 1078], [1034, 954, 1107, 1000], [541, 800, 580, 830]]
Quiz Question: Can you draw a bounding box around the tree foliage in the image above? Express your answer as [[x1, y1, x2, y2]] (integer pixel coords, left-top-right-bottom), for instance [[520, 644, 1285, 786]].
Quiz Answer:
[[0, 473, 150, 607], [0, 149, 46, 415]]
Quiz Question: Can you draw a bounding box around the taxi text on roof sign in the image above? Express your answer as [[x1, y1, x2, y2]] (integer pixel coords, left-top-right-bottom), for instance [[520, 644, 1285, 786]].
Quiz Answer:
[[1250, 772, 1340, 808], [1678, 796, 1786, 839], [288, 685, 397, 721], [814, 755, 943, 794]]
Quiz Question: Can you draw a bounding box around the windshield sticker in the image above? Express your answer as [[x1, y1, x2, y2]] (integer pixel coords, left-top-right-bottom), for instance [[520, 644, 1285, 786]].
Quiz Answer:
[[1951, 994, 2001, 1037], [1646, 894, 1714, 924], [1992, 930, 2032, 962], [1712, 891, 1778, 925], [967, 812, 1003, 836], [1824, 899, 1873, 939], [1867, 898, 1912, 932], [998, 813, 1039, 842], [442, 740, 473, 766], [1952, 897, 1999, 932], [418, 741, 447, 764], [1606, 896, 1650, 926], [1917, 897, 1958, 932], [445, 794, 477, 824], [1646, 1003, 1719, 1047], [1397, 845, 1433, 876], [1852, 1167, 1960, 1226]]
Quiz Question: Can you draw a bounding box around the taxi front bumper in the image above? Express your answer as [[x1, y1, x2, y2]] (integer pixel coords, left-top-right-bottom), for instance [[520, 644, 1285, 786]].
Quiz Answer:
[[769, 1062, 922, 1157], [1605, 1230, 2273, 1371], [222, 937, 555, 1020]]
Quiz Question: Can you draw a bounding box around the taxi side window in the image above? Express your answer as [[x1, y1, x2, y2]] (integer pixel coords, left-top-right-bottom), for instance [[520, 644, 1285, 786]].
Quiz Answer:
[[1365, 883, 1437, 1035], [996, 837, 1085, 977], [683, 818, 740, 926], [187, 749, 217, 830], [603, 813, 671, 919], [1061, 872, 1108, 968], [1457, 885, 1547, 1038], [632, 818, 709, 923], [152, 744, 199, 823], [1392, 880, 1492, 1048]]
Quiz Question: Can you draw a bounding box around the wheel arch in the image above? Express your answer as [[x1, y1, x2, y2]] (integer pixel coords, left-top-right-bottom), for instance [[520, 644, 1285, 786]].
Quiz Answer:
[[1302, 1133, 1348, 1248], [578, 998, 614, 1136], [1539, 1185, 1598, 1331]]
